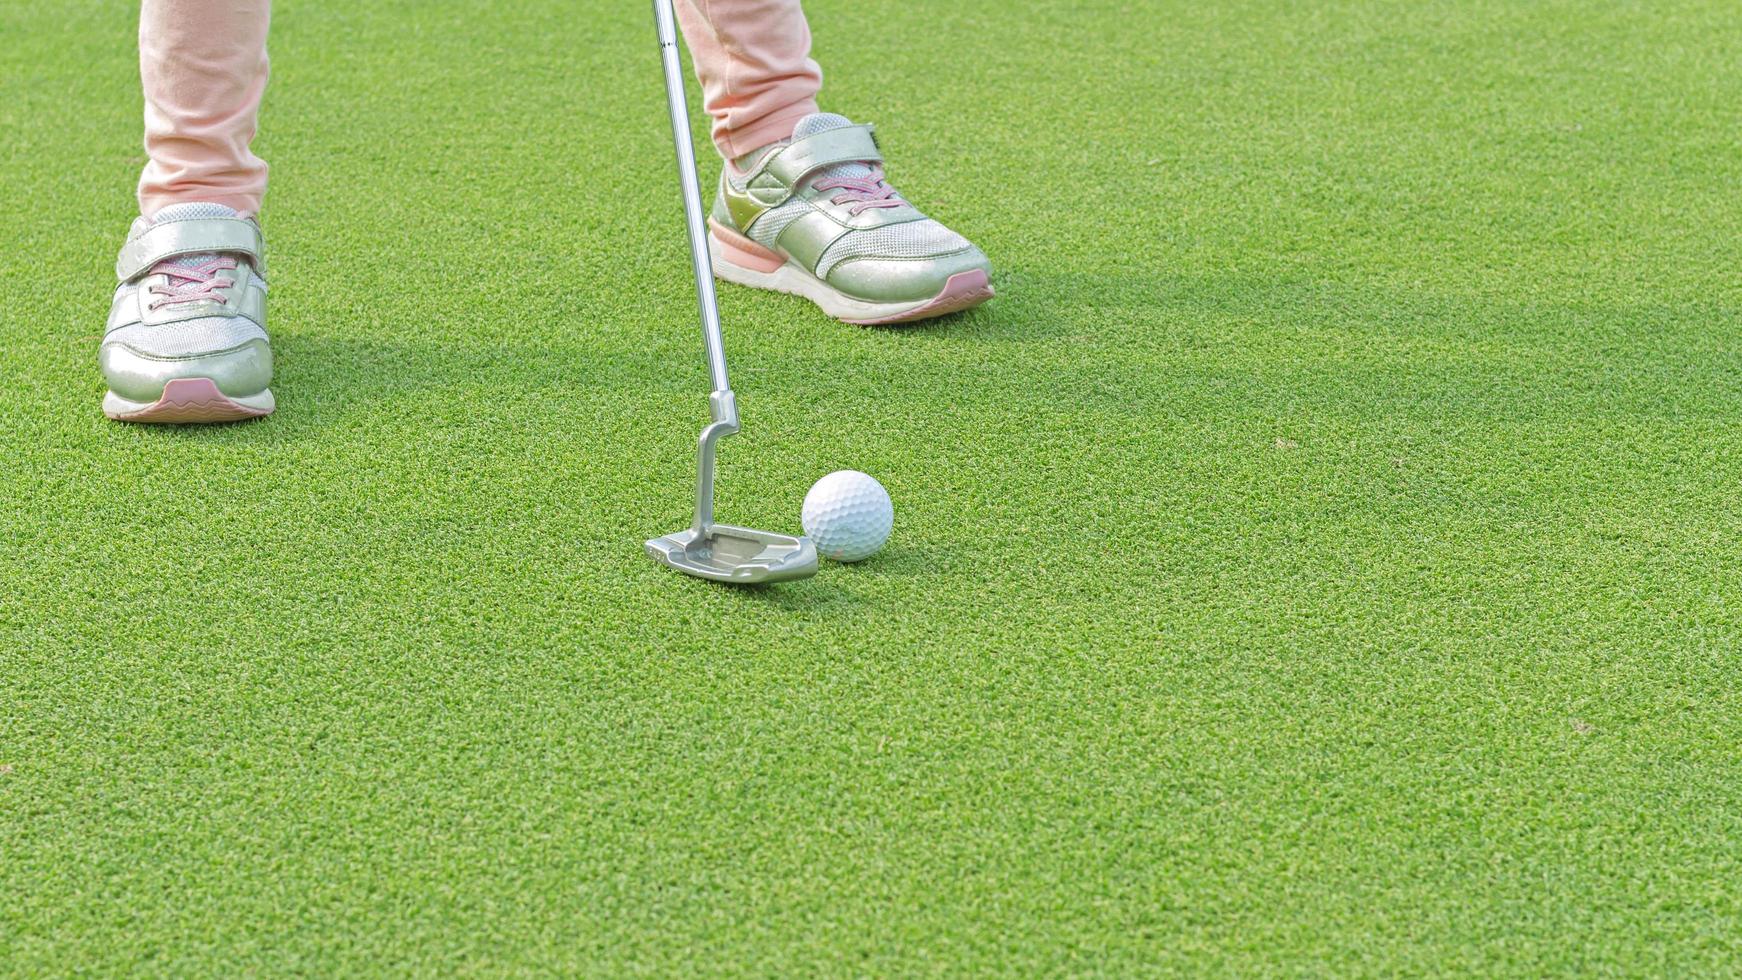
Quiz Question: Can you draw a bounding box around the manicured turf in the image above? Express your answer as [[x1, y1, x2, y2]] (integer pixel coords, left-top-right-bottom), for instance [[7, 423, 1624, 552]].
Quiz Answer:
[[5, 0, 1742, 973]]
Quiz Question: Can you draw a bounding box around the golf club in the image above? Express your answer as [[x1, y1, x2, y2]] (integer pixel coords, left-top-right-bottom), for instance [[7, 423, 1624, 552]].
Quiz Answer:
[[644, 0, 817, 584]]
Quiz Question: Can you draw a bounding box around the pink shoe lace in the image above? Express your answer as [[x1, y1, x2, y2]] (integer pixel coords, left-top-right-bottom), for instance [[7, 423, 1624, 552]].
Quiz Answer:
[[814, 168, 905, 215], [147, 257, 237, 310]]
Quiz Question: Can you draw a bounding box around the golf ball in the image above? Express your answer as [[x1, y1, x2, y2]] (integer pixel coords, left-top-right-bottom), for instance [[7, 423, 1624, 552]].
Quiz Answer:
[[802, 470, 894, 562]]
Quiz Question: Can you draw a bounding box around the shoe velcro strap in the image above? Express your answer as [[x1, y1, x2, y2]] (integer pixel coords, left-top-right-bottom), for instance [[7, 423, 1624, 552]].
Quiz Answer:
[[116, 216, 265, 281], [757, 124, 881, 190]]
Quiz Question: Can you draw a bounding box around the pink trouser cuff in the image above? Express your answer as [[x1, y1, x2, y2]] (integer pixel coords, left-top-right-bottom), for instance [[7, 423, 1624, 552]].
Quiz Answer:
[[137, 0, 271, 217], [140, 189, 263, 220], [675, 0, 822, 160], [718, 99, 818, 158]]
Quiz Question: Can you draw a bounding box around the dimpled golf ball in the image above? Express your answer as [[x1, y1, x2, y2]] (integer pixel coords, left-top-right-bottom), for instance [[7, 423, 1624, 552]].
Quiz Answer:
[[802, 470, 894, 562]]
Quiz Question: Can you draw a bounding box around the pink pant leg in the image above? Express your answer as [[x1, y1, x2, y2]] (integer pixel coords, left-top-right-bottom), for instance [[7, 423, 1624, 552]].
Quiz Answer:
[[137, 0, 271, 217], [675, 0, 822, 158]]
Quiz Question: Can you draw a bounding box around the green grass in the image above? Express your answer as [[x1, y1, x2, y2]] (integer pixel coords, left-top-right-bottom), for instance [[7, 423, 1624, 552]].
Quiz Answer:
[[5, 0, 1742, 973]]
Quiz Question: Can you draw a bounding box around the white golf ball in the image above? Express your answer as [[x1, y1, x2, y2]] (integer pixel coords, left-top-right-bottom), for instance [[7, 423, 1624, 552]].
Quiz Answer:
[[802, 470, 894, 562]]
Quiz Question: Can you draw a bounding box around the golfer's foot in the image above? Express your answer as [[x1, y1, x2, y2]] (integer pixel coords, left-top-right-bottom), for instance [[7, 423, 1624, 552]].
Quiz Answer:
[[708, 112, 993, 325], [100, 202, 274, 423]]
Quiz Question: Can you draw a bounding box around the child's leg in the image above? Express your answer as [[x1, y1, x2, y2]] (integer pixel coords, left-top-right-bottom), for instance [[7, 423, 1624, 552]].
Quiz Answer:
[[138, 0, 271, 216], [674, 0, 821, 159], [678, 0, 993, 324], [101, 0, 275, 423]]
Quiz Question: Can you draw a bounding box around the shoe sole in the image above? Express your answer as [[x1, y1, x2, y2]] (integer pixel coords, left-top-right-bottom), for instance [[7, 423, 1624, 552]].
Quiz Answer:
[[708, 220, 993, 325], [103, 378, 275, 424]]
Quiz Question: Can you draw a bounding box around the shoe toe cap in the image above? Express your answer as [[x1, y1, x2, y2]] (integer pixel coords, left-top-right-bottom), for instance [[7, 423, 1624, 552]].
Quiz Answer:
[[100, 337, 274, 403], [824, 246, 993, 304]]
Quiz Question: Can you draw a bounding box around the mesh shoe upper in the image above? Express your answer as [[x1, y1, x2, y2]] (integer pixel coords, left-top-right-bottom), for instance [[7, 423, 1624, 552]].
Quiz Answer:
[[104, 202, 269, 359]]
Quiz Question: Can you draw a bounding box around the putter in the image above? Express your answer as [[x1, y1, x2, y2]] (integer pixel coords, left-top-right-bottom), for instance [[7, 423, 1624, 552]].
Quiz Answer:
[[644, 0, 818, 584]]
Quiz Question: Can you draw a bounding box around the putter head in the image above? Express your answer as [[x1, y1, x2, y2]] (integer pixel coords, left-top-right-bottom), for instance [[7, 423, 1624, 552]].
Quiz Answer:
[[646, 524, 818, 584]]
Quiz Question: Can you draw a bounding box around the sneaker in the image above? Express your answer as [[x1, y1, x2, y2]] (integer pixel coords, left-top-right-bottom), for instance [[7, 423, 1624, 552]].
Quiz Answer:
[[101, 202, 274, 422], [708, 113, 994, 325]]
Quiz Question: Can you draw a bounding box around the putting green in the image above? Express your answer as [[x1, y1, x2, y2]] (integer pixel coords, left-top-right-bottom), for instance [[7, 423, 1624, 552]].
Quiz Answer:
[[4, 0, 1741, 973]]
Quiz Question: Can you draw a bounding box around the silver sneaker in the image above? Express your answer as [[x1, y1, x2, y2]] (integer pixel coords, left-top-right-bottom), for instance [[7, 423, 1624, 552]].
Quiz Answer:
[[708, 113, 993, 325], [101, 202, 274, 422]]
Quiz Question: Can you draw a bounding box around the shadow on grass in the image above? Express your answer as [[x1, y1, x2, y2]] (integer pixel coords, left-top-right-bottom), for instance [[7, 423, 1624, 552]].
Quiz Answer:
[[91, 272, 1742, 452], [94, 310, 1024, 451]]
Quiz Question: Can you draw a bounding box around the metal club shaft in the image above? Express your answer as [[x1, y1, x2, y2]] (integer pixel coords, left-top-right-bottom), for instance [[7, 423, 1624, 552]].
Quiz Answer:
[[654, 0, 739, 534], [643, 0, 818, 584]]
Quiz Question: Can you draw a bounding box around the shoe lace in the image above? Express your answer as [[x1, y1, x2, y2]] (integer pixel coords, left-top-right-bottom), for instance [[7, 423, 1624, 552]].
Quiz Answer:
[[813, 167, 905, 215], [147, 257, 238, 310]]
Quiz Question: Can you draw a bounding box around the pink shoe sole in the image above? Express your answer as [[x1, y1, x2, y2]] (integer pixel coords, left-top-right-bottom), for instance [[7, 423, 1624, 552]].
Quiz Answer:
[[105, 378, 274, 424], [843, 270, 995, 326]]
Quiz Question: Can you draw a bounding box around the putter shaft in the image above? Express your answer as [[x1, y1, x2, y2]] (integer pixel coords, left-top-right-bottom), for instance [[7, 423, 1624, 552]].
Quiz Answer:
[[655, 0, 738, 535]]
